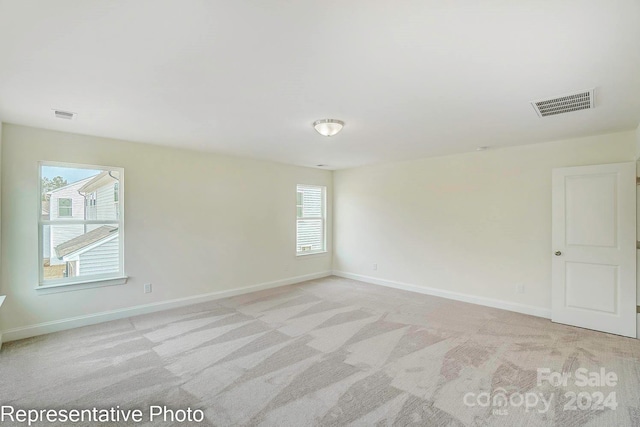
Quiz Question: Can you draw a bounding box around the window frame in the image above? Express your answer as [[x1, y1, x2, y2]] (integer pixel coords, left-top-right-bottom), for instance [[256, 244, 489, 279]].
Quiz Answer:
[[38, 161, 127, 290], [295, 184, 327, 256], [114, 182, 120, 219]]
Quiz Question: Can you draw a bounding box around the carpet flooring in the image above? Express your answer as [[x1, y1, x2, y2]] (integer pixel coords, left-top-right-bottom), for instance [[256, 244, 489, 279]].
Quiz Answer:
[[2, 276, 640, 426]]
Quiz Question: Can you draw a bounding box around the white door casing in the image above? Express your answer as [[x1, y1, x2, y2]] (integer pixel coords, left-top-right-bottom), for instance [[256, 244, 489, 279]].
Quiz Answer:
[[552, 162, 636, 338]]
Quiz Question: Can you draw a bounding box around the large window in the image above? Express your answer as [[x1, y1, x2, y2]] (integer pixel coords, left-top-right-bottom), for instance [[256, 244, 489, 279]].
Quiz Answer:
[[39, 162, 125, 287], [296, 184, 326, 255]]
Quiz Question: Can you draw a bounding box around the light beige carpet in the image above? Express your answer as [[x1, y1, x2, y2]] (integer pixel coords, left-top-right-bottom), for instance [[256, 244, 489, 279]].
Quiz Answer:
[[2, 276, 640, 426]]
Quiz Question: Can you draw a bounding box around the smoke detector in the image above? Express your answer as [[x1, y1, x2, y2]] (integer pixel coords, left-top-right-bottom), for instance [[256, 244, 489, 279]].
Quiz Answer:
[[531, 89, 594, 118], [53, 109, 77, 120]]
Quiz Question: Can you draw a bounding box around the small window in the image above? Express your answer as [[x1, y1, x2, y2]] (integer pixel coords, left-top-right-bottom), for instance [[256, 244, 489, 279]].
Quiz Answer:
[[39, 162, 125, 287], [58, 198, 72, 217], [296, 185, 326, 255], [85, 192, 97, 220]]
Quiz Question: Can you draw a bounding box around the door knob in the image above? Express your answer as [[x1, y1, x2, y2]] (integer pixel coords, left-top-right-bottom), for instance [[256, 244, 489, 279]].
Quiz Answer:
[[554, 251, 562, 256]]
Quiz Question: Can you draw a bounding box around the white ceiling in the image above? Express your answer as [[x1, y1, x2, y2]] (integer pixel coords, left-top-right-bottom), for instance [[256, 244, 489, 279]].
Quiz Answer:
[[1, 1, 639, 169]]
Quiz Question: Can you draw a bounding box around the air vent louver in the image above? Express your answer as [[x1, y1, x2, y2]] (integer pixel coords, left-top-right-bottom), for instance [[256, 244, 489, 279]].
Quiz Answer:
[[53, 110, 76, 120], [531, 89, 594, 117]]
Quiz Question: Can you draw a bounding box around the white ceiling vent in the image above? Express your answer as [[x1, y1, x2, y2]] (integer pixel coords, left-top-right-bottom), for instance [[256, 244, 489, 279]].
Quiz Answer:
[[53, 109, 76, 120], [531, 89, 594, 118]]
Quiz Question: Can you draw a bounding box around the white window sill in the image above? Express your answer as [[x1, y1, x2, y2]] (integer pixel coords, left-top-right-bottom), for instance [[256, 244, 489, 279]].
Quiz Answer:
[[36, 276, 128, 295], [296, 250, 328, 258]]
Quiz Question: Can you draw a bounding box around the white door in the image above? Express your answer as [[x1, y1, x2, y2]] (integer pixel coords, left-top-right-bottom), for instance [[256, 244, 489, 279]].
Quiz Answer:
[[552, 162, 636, 337]]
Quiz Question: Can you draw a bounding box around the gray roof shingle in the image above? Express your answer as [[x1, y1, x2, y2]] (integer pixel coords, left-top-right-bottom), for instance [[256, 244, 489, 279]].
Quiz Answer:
[[54, 226, 118, 258]]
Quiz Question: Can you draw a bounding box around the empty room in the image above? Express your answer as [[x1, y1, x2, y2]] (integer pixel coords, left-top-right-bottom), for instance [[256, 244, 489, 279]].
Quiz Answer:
[[1, 1, 640, 426]]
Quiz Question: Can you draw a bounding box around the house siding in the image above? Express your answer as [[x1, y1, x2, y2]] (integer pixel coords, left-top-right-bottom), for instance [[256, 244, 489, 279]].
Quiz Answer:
[[49, 178, 92, 265], [86, 181, 117, 233], [96, 183, 117, 220], [48, 174, 119, 271], [77, 236, 120, 276], [49, 181, 88, 221]]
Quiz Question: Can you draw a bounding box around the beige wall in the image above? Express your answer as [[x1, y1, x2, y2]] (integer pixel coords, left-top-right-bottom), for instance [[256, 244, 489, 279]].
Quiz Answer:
[[1, 123, 637, 337], [333, 131, 636, 312], [0, 124, 332, 332]]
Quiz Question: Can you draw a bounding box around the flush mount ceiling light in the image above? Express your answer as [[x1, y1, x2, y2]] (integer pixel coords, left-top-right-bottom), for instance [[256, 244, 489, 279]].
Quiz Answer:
[[313, 119, 344, 137]]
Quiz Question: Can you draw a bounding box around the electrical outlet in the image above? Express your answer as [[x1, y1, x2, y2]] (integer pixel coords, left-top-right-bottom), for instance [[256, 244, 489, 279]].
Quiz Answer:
[[516, 283, 525, 294], [144, 283, 152, 294], [373, 263, 378, 271]]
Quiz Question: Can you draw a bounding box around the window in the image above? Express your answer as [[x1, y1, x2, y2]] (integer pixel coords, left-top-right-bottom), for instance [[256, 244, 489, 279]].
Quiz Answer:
[[85, 192, 97, 220], [58, 198, 72, 217], [296, 184, 326, 255], [39, 162, 125, 288]]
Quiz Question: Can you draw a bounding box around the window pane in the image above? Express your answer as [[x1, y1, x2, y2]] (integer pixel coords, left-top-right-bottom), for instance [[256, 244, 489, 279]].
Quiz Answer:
[[42, 223, 120, 280], [41, 165, 120, 221], [296, 219, 324, 252], [302, 189, 322, 217], [40, 163, 123, 285], [296, 185, 325, 254]]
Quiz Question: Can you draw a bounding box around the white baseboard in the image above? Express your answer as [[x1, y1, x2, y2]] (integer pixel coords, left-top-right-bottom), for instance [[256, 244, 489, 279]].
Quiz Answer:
[[1, 271, 332, 343], [332, 270, 552, 319], [637, 314, 640, 340]]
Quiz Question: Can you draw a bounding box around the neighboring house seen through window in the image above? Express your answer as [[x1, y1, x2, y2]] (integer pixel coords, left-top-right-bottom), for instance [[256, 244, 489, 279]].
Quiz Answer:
[[296, 184, 326, 255], [39, 162, 125, 288]]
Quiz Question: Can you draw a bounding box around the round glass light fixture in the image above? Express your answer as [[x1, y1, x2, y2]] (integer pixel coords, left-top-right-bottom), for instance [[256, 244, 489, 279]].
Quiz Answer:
[[313, 119, 344, 137]]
